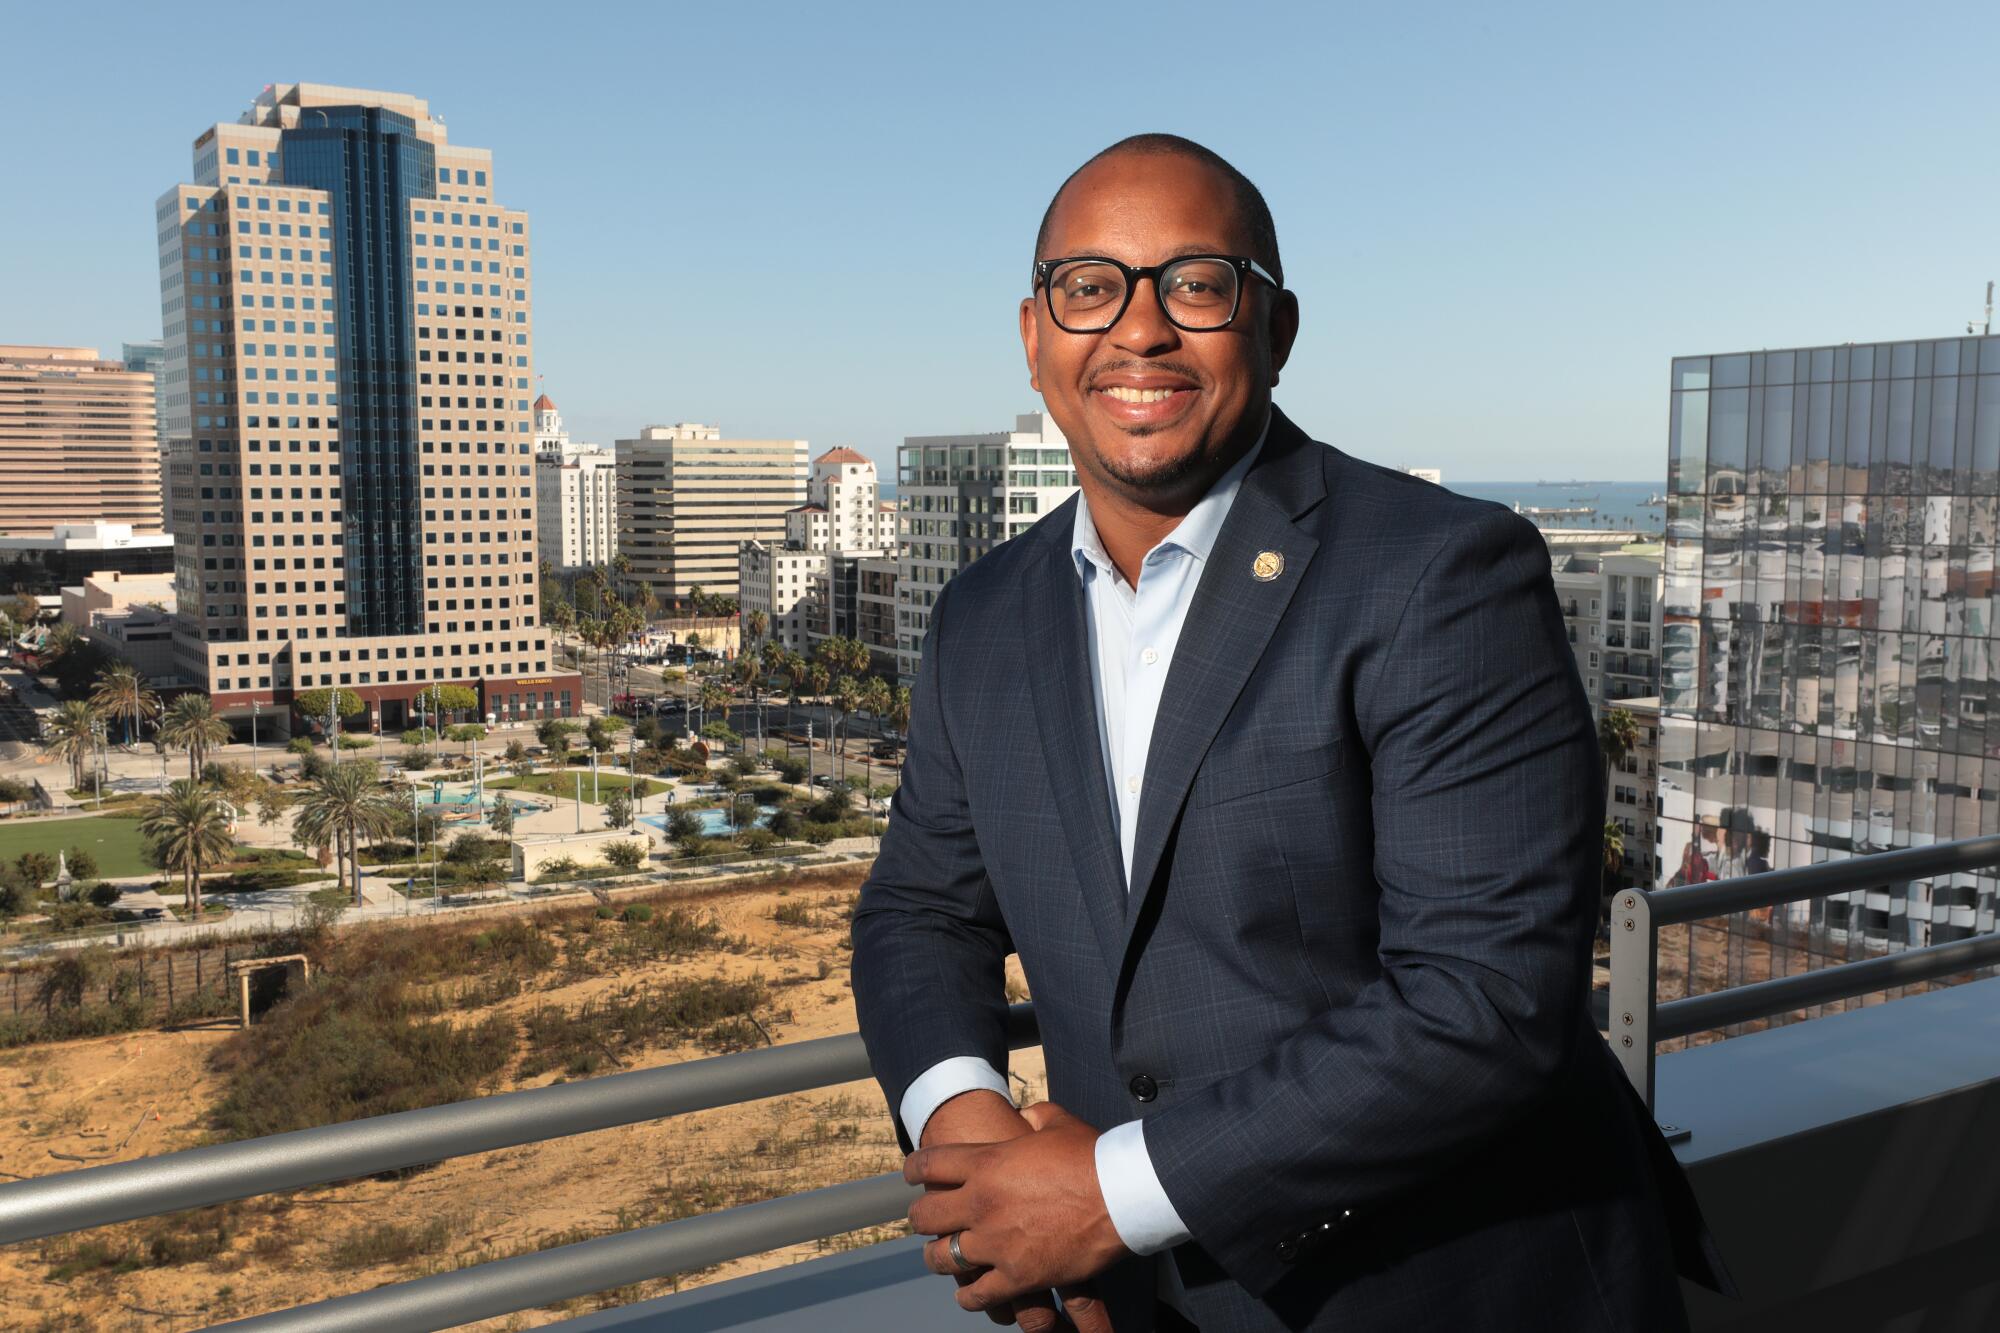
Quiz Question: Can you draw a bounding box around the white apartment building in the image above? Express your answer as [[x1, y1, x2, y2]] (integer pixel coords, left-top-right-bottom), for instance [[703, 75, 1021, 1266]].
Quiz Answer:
[[1552, 539, 1663, 712], [532, 393, 615, 570], [894, 412, 1076, 684], [738, 446, 896, 657]]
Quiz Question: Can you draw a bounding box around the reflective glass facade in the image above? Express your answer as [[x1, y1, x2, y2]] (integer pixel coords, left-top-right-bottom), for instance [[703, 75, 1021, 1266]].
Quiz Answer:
[[281, 107, 435, 636], [1661, 338, 2000, 991]]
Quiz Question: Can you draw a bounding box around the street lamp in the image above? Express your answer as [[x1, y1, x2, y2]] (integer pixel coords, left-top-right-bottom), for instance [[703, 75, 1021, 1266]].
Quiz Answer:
[[250, 699, 261, 775]]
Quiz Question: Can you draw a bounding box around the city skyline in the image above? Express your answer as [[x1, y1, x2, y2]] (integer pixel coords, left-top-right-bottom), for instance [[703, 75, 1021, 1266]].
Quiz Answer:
[[8, 2, 2000, 483]]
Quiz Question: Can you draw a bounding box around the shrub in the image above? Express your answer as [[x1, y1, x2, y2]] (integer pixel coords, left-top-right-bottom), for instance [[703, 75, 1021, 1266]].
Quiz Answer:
[[207, 969, 516, 1141], [536, 855, 578, 882], [620, 903, 654, 923], [328, 1217, 454, 1271], [0, 776, 34, 805], [401, 728, 438, 747], [403, 749, 434, 772], [801, 823, 838, 846], [286, 736, 315, 756], [604, 839, 645, 870], [739, 827, 778, 854], [16, 850, 55, 887], [85, 880, 122, 908], [516, 976, 767, 1079], [64, 847, 98, 881], [335, 734, 374, 750], [594, 904, 617, 920]]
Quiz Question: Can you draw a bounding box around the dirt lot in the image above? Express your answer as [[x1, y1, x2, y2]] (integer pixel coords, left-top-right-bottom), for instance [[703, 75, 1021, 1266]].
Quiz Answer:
[[0, 867, 1047, 1331]]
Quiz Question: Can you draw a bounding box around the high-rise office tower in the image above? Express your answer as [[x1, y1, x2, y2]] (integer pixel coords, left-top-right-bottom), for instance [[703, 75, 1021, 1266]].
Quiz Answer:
[[532, 393, 616, 571], [894, 412, 1075, 683], [616, 423, 808, 606], [154, 82, 577, 734], [0, 346, 161, 535], [1660, 336, 2000, 988], [122, 340, 171, 526]]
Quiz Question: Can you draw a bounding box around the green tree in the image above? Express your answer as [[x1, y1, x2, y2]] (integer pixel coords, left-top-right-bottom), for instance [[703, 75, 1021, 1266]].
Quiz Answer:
[[446, 722, 487, 755], [291, 760, 404, 906], [604, 788, 634, 830], [63, 847, 99, 882], [159, 693, 232, 780], [17, 851, 56, 889], [487, 797, 516, 839], [436, 684, 480, 719], [1603, 820, 1627, 893], [830, 675, 863, 782], [295, 688, 365, 726], [604, 838, 645, 870], [42, 699, 99, 791], [744, 608, 768, 648], [139, 780, 236, 916], [1598, 706, 1640, 796], [91, 662, 160, 745], [666, 808, 705, 856]]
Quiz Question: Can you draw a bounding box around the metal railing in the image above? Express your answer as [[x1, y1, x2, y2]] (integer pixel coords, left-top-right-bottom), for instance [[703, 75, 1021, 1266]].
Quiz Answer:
[[0, 1003, 1039, 1333], [1609, 833, 2000, 1110]]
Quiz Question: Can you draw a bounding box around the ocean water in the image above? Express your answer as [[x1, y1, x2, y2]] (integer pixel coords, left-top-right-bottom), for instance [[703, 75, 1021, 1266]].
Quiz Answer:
[[1448, 480, 1666, 535]]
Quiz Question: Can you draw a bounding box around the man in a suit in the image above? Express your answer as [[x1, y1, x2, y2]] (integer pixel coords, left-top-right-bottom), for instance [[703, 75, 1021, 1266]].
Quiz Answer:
[[852, 134, 1728, 1332]]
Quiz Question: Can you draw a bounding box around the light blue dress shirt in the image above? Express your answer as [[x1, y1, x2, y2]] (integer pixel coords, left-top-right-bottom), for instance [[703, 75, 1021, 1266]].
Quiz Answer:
[[899, 422, 1269, 1258]]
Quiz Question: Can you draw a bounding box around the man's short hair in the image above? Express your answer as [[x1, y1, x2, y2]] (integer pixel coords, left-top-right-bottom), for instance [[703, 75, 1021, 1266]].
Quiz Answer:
[[1033, 133, 1283, 287]]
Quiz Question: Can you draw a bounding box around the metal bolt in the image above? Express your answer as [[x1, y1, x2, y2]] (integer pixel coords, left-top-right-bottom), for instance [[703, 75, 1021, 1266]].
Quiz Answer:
[[1621, 1012, 1633, 1026], [1620, 1035, 1633, 1048], [1621, 895, 1637, 910], [1622, 919, 1635, 931]]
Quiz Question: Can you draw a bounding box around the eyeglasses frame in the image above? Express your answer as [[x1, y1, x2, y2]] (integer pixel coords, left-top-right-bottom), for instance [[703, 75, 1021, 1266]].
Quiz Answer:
[[1030, 253, 1282, 334]]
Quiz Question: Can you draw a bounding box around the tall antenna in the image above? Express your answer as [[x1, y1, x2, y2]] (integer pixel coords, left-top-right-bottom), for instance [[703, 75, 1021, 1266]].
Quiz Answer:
[[1970, 281, 1993, 336]]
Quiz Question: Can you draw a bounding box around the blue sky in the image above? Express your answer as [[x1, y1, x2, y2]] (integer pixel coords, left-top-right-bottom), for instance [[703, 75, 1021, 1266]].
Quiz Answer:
[[6, 1, 1999, 481]]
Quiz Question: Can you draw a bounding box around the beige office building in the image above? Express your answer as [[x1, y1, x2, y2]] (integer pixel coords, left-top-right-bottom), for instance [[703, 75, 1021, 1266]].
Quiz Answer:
[[0, 346, 161, 535], [616, 423, 807, 606], [154, 82, 576, 734]]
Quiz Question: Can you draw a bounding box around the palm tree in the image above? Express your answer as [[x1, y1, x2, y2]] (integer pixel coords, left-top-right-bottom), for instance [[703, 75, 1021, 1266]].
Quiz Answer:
[[159, 693, 232, 780], [860, 675, 892, 786], [291, 760, 404, 906], [140, 780, 236, 917], [1602, 819, 1626, 895], [745, 608, 768, 651], [699, 681, 730, 738], [830, 675, 863, 783], [91, 663, 159, 746], [888, 684, 912, 772], [42, 700, 99, 792], [1598, 706, 1639, 796]]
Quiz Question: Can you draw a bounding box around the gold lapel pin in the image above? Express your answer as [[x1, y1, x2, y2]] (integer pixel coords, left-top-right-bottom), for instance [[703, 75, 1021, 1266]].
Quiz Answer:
[[1252, 550, 1284, 582]]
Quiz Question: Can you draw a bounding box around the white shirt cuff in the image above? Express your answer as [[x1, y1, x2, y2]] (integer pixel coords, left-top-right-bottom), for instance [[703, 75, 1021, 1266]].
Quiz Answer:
[[1093, 1119, 1192, 1255], [898, 1056, 1012, 1146]]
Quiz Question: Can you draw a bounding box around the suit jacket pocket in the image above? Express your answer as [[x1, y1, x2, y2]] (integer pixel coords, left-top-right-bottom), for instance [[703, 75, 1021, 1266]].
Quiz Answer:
[[1189, 739, 1345, 809]]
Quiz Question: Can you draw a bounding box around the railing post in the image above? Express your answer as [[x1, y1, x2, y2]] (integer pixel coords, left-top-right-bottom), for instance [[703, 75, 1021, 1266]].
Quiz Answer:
[[1608, 886, 1657, 1112]]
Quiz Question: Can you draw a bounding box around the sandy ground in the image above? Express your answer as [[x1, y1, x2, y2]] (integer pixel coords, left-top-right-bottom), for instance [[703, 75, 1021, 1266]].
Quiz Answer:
[[0, 869, 1047, 1331]]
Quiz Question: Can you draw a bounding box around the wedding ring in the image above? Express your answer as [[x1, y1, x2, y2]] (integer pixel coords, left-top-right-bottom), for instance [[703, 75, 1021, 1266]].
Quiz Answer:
[[948, 1230, 979, 1273]]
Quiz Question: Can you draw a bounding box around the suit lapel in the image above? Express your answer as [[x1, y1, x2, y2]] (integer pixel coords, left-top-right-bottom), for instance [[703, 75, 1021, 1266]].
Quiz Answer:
[[1023, 526, 1131, 974], [1122, 412, 1327, 953]]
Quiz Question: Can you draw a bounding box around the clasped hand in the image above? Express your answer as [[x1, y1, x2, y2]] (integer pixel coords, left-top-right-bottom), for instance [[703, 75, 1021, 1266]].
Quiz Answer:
[[906, 1100, 1129, 1329]]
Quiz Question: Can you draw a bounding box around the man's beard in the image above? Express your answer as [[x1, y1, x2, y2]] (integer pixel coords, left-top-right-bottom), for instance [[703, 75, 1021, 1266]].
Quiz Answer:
[[1093, 430, 1214, 496]]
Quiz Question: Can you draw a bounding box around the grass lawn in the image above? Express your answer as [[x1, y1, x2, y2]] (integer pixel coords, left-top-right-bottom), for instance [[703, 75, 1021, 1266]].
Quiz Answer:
[[0, 814, 158, 878], [489, 771, 671, 804]]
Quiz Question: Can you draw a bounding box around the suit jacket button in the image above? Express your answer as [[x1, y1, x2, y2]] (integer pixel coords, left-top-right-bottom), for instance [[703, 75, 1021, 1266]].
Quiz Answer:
[[1275, 1239, 1299, 1263], [1128, 1074, 1158, 1103]]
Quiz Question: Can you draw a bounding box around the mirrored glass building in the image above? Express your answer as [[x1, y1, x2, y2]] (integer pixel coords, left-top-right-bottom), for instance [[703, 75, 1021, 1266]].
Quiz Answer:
[[1661, 337, 2000, 990]]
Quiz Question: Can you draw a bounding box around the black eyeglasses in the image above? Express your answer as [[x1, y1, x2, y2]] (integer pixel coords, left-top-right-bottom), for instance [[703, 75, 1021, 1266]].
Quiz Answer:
[[1031, 253, 1280, 333]]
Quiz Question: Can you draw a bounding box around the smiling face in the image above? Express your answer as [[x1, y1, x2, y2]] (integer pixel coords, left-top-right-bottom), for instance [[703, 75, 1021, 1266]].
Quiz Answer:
[[1020, 151, 1298, 511]]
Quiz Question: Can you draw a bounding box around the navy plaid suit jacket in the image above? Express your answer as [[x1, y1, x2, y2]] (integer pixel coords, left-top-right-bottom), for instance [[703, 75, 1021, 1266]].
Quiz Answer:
[[853, 409, 1730, 1331]]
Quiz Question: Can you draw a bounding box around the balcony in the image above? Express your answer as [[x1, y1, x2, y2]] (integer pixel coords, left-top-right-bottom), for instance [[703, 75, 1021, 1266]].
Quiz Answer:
[[2, 845, 1998, 1330]]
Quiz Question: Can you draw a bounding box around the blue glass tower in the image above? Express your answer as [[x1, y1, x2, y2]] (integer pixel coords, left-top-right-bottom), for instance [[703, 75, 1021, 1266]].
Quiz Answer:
[[281, 106, 436, 637]]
